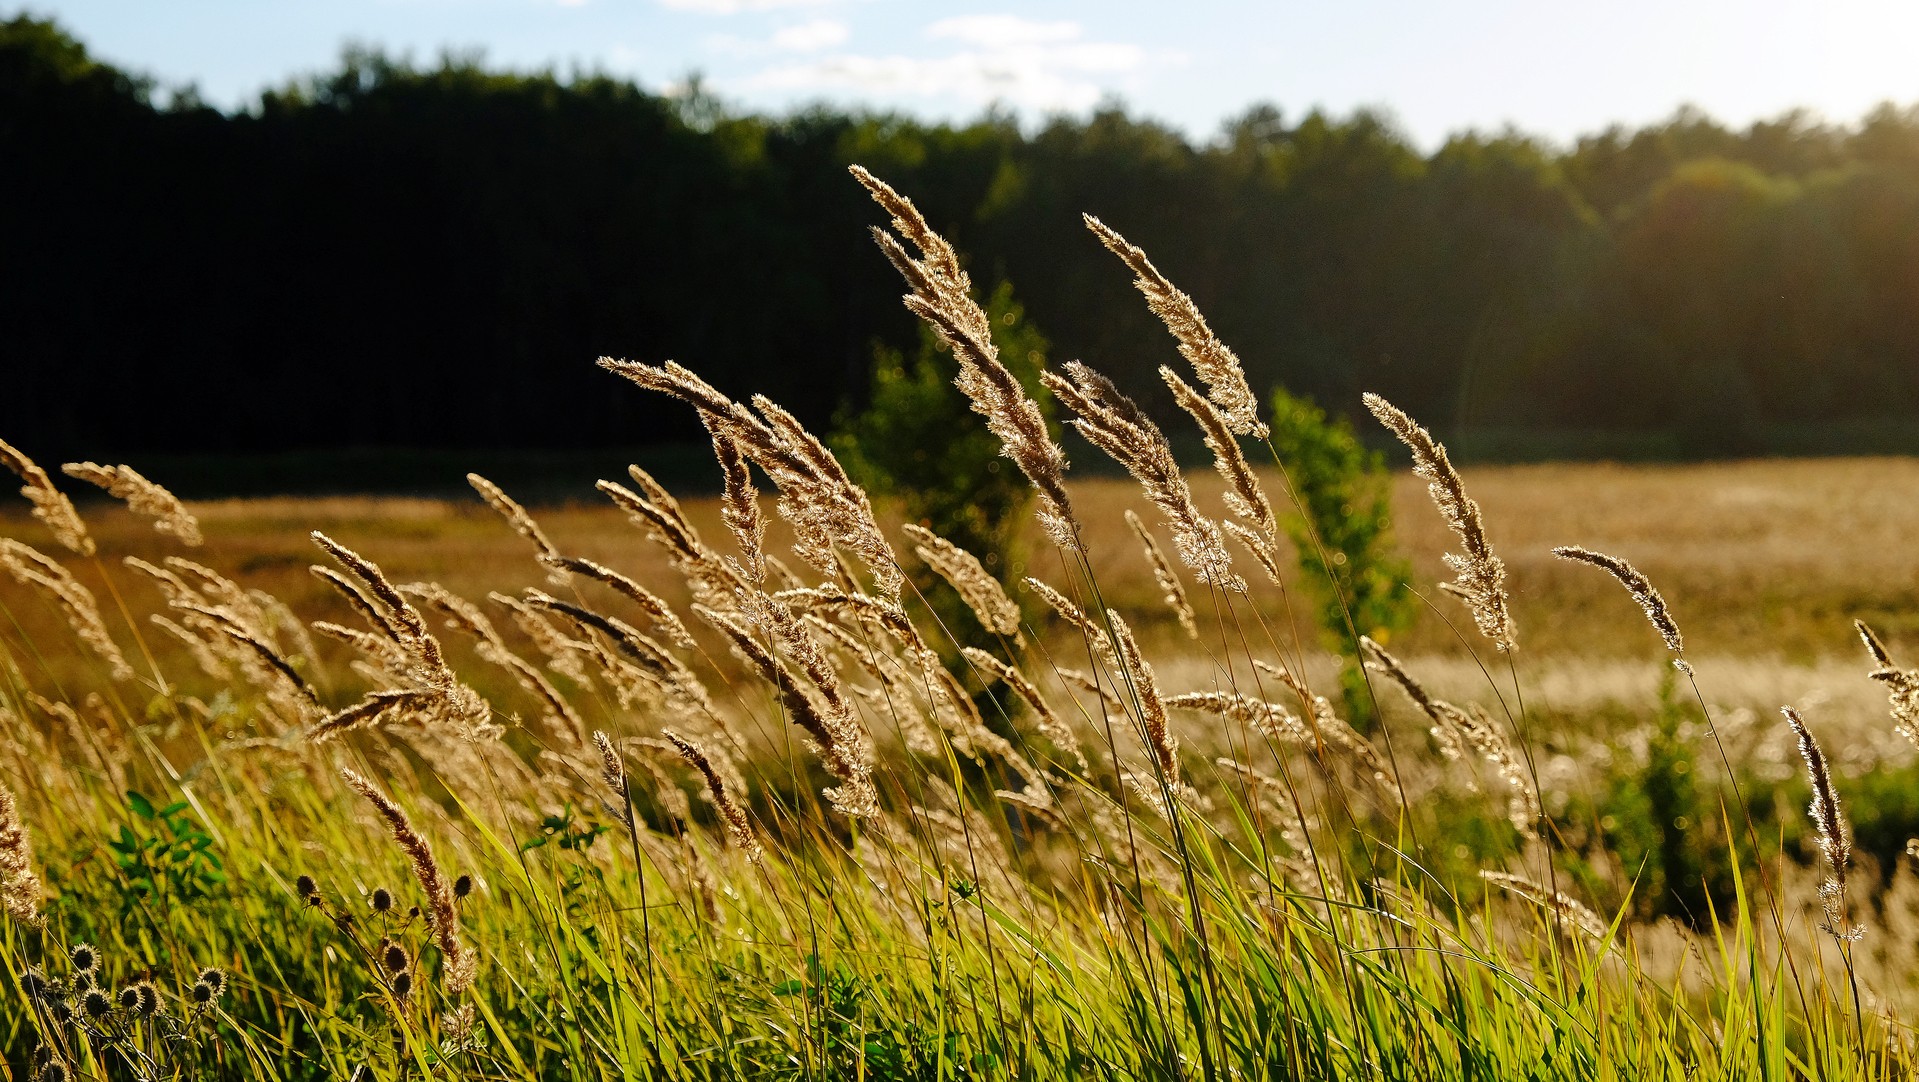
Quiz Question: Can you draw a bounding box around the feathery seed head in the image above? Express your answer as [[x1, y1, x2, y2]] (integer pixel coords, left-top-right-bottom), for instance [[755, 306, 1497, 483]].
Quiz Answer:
[[0, 439, 93, 555], [61, 462, 202, 546], [1552, 546, 1685, 665]]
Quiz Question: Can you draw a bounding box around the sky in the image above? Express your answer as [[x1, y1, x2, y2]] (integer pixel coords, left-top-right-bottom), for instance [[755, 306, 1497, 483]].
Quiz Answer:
[[22, 0, 1919, 150]]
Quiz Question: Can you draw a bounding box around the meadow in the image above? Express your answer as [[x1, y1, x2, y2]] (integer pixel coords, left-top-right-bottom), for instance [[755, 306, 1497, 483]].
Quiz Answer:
[[2, 168, 1919, 1081]]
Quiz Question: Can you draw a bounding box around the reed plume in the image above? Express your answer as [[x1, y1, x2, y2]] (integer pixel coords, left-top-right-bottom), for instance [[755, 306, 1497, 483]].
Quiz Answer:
[[1023, 577, 1117, 665], [1552, 546, 1687, 671], [544, 555, 696, 649], [963, 647, 1087, 772], [1363, 393, 1514, 651], [467, 473, 566, 583], [0, 539, 132, 681], [1479, 871, 1607, 941], [1125, 510, 1199, 639], [407, 582, 585, 748], [340, 768, 477, 992], [1107, 612, 1177, 785], [0, 439, 91, 555], [664, 729, 763, 863], [1082, 215, 1267, 438], [713, 432, 766, 584], [1854, 619, 1919, 749], [903, 523, 1021, 638], [850, 165, 1079, 549], [597, 476, 745, 608], [1783, 706, 1860, 940], [1164, 369, 1276, 537], [1045, 361, 1242, 591], [181, 603, 322, 710], [1360, 636, 1469, 763], [522, 590, 716, 725], [599, 360, 902, 599], [0, 781, 41, 923], [61, 462, 202, 546]]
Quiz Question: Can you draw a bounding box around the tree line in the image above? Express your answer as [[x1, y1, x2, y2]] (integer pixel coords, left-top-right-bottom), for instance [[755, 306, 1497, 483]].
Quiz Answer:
[[6, 14, 1919, 464]]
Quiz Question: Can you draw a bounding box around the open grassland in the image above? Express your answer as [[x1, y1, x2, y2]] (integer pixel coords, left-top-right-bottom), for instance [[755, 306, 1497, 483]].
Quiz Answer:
[[4, 167, 1919, 1082]]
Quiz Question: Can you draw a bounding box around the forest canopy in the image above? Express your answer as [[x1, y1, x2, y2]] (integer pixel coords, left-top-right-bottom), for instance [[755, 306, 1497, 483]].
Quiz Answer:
[[6, 14, 1919, 462]]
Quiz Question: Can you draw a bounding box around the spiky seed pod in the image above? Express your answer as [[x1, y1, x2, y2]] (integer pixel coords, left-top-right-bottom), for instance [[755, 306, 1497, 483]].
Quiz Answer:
[[20, 967, 50, 1001], [117, 986, 139, 1011], [1783, 706, 1860, 941], [849, 165, 1080, 549], [134, 981, 158, 1017], [295, 874, 318, 901], [1364, 393, 1515, 652], [190, 980, 214, 1006], [370, 887, 393, 913], [453, 874, 473, 900], [82, 989, 110, 1018], [383, 943, 408, 975], [69, 943, 96, 972], [60, 462, 202, 546], [38, 1061, 66, 1082], [0, 439, 93, 555], [0, 780, 43, 923], [1551, 546, 1687, 671], [1082, 216, 1267, 438], [392, 970, 413, 998], [339, 769, 476, 993], [197, 967, 226, 995], [71, 971, 93, 994]]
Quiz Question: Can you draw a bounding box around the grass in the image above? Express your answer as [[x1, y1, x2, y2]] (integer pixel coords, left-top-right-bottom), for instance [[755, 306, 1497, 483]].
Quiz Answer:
[[3, 172, 1919, 1080]]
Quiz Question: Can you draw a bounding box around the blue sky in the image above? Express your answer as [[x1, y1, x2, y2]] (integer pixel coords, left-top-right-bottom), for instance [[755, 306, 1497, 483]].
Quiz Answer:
[[24, 0, 1919, 149]]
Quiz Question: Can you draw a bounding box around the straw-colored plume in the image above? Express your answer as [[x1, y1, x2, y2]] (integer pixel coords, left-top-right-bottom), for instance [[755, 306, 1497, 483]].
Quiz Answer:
[[902, 523, 1021, 638], [340, 768, 477, 992], [963, 647, 1087, 773], [1164, 369, 1276, 537], [0, 781, 42, 923], [1107, 612, 1177, 785], [1022, 577, 1117, 666], [407, 582, 585, 749], [1459, 703, 1539, 837], [545, 555, 696, 649], [1479, 871, 1607, 941], [1125, 510, 1198, 639], [1855, 619, 1919, 749], [1082, 215, 1268, 438], [0, 540, 132, 681], [62, 462, 201, 546], [1363, 393, 1514, 651], [664, 729, 763, 863], [850, 165, 1079, 549], [1044, 361, 1242, 591], [0, 439, 91, 555], [599, 360, 902, 599], [1552, 546, 1687, 671], [1251, 658, 1390, 783], [713, 432, 766, 584], [182, 603, 321, 711], [1783, 706, 1860, 941], [1360, 636, 1470, 764], [467, 474, 565, 584]]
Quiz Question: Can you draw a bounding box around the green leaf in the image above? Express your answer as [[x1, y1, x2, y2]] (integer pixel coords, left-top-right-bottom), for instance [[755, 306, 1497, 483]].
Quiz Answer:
[[126, 790, 155, 820]]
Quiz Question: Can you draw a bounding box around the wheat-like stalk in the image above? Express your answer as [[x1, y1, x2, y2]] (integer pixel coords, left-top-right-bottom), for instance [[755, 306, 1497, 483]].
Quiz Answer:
[[902, 523, 1021, 638], [1108, 611, 1177, 785], [1044, 361, 1242, 592], [1552, 546, 1687, 671], [1364, 393, 1515, 651], [62, 462, 202, 546], [1164, 369, 1276, 537], [0, 539, 132, 681], [1251, 658, 1390, 783], [600, 360, 902, 599], [1479, 871, 1607, 940], [1855, 620, 1919, 749], [467, 473, 566, 586], [1022, 577, 1117, 666], [0, 780, 42, 924], [713, 432, 766, 584], [0, 439, 92, 555], [545, 555, 696, 649], [1082, 215, 1267, 438], [664, 729, 763, 863], [406, 582, 586, 749], [850, 165, 1079, 550], [1783, 706, 1860, 941], [1360, 635, 1470, 764], [962, 646, 1087, 773], [340, 768, 477, 992], [598, 477, 746, 609], [1125, 510, 1199, 640]]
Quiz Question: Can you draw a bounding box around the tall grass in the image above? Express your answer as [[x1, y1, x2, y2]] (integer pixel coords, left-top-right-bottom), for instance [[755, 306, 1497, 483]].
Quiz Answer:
[[0, 169, 1907, 1081]]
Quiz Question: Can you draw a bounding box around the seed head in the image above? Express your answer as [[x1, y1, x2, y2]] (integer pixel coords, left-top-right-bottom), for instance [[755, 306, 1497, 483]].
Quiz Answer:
[[392, 970, 413, 998], [20, 967, 50, 1000], [190, 981, 214, 1005], [383, 943, 408, 974], [453, 874, 473, 900], [370, 887, 393, 913], [38, 1062, 67, 1082], [295, 874, 318, 900], [82, 989, 109, 1017], [134, 981, 158, 1017], [197, 967, 226, 995], [117, 985, 139, 1011], [69, 943, 96, 972]]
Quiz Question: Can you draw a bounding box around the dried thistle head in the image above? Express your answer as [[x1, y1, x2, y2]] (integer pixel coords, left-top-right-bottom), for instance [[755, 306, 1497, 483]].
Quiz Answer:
[[0, 439, 92, 555], [69, 943, 97, 973], [1082, 216, 1267, 439], [61, 462, 202, 546], [1363, 393, 1514, 652]]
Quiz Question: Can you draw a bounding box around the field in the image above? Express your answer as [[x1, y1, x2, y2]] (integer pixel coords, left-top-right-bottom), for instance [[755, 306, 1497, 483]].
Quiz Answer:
[[5, 167, 1919, 1082], [1, 445, 1918, 1079]]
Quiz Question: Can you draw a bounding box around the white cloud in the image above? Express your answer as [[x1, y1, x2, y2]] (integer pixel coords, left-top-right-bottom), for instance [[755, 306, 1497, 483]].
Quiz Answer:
[[659, 0, 831, 13], [772, 19, 849, 52], [746, 14, 1150, 113]]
